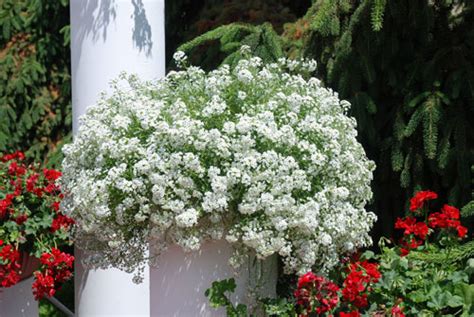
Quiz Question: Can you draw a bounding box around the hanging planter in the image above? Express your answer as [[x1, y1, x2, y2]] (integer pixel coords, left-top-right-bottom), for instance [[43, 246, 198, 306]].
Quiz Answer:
[[18, 252, 40, 282], [62, 49, 376, 312]]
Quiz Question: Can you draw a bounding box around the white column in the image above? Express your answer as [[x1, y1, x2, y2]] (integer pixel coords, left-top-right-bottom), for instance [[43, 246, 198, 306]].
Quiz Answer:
[[70, 1, 165, 316], [0, 277, 38, 317]]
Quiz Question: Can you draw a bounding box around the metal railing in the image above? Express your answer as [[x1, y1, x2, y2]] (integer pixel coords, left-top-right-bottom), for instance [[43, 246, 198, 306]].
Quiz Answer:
[[46, 296, 74, 317]]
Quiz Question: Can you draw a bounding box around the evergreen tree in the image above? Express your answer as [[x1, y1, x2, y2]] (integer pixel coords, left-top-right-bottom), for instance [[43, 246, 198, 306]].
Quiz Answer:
[[0, 0, 71, 166], [167, 0, 308, 69]]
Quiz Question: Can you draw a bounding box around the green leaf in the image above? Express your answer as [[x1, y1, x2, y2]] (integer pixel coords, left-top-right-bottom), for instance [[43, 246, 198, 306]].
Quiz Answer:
[[362, 250, 376, 260], [205, 278, 236, 308], [400, 150, 412, 188], [446, 295, 464, 308], [408, 290, 429, 303], [437, 136, 451, 169], [455, 283, 474, 306], [461, 201, 474, 218], [371, 0, 386, 31], [408, 91, 431, 108], [263, 298, 294, 317], [391, 143, 403, 172], [422, 95, 441, 159], [404, 107, 423, 138], [234, 304, 247, 317]]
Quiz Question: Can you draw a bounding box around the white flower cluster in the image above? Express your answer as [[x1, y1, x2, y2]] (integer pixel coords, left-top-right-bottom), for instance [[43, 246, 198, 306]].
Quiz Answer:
[[61, 50, 376, 276]]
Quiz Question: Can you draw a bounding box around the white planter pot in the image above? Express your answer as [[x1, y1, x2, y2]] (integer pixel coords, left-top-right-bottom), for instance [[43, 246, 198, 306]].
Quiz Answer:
[[0, 277, 38, 317], [150, 240, 278, 316]]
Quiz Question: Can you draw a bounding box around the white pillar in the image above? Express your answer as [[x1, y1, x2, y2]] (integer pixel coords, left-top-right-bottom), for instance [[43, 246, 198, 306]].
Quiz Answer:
[[0, 277, 38, 317], [70, 1, 165, 316]]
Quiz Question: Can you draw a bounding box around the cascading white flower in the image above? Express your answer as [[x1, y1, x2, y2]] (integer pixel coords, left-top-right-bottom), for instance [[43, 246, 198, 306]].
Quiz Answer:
[[61, 49, 376, 279]]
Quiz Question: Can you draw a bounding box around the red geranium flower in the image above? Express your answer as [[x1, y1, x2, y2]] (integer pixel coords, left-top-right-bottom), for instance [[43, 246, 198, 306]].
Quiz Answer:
[[410, 190, 437, 212], [15, 214, 28, 225], [340, 311, 360, 317], [456, 225, 468, 238], [399, 237, 422, 256], [429, 204, 468, 238], [341, 261, 381, 309], [51, 213, 75, 232], [0, 243, 21, 287], [395, 217, 429, 240], [0, 152, 74, 298], [32, 248, 74, 299], [295, 272, 340, 315], [26, 173, 40, 192], [32, 272, 56, 299], [43, 169, 62, 182], [391, 304, 405, 317]]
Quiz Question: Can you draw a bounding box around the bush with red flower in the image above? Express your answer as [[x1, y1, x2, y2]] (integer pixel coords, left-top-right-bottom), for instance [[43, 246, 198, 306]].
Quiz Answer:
[[206, 191, 473, 316], [0, 152, 74, 299], [290, 190, 473, 316]]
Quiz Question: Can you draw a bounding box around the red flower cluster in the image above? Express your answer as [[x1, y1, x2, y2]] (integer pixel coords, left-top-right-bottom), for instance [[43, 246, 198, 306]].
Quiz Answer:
[[293, 192, 464, 316], [339, 311, 360, 317], [0, 151, 74, 299], [395, 217, 429, 240], [399, 237, 423, 256], [51, 213, 75, 232], [0, 151, 73, 230], [32, 248, 74, 299], [0, 151, 25, 162], [295, 271, 340, 315], [0, 240, 20, 287], [391, 304, 405, 317], [341, 261, 381, 309], [296, 265, 407, 317], [0, 153, 64, 213], [395, 190, 468, 256], [43, 169, 62, 182], [409, 190, 437, 212], [0, 194, 14, 218], [428, 204, 468, 238]]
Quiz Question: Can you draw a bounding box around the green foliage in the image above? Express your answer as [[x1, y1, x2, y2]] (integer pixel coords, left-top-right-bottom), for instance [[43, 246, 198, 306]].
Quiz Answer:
[[177, 23, 283, 70], [462, 201, 474, 218], [370, 244, 474, 316], [461, 165, 474, 219], [39, 300, 64, 317], [0, 0, 71, 166], [205, 278, 297, 317], [260, 298, 295, 317], [370, 0, 386, 31], [166, 0, 306, 70], [408, 240, 474, 267], [205, 278, 248, 317]]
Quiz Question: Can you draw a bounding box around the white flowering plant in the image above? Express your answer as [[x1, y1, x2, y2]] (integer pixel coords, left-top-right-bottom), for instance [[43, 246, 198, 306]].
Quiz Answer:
[[61, 48, 376, 280]]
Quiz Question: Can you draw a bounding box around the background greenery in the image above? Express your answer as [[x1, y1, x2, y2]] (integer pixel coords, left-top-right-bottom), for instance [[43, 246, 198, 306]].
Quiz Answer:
[[0, 0, 71, 167], [0, 0, 472, 315]]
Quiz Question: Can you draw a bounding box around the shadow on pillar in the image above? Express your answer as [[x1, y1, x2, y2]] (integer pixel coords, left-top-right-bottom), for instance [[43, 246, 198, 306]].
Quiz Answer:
[[132, 0, 153, 57]]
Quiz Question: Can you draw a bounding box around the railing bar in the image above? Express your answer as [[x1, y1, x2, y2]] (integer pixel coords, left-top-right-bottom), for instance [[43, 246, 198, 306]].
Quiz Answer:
[[45, 296, 75, 317]]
